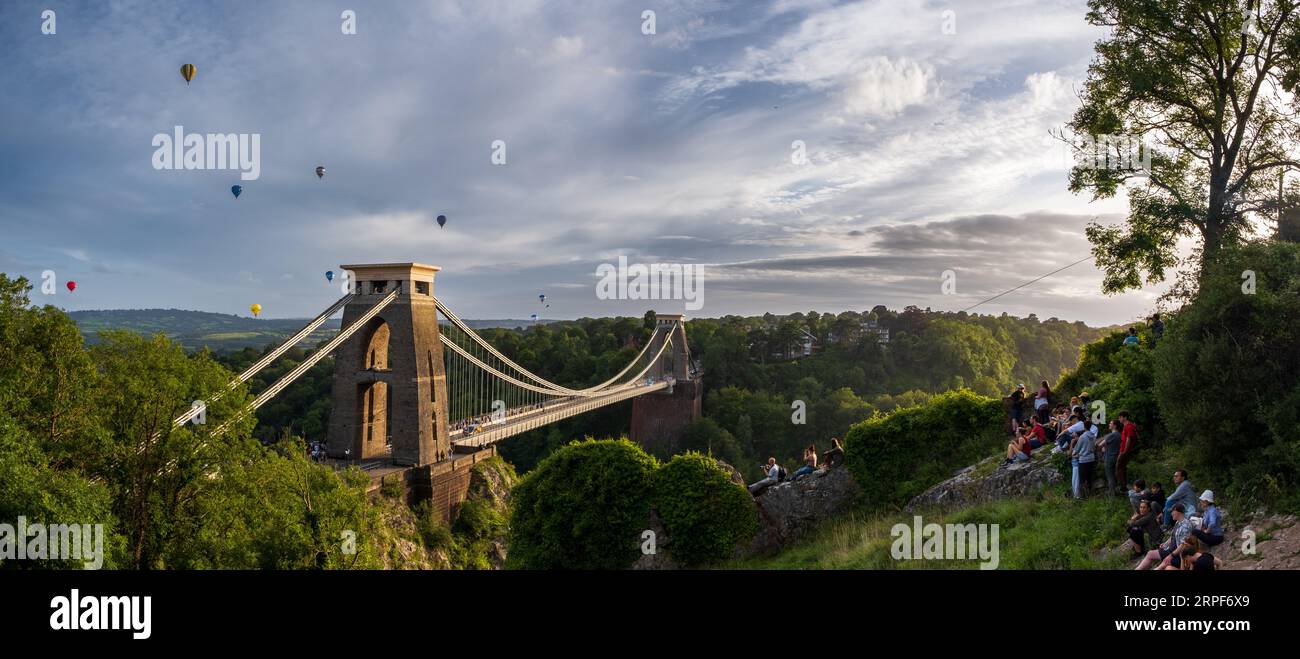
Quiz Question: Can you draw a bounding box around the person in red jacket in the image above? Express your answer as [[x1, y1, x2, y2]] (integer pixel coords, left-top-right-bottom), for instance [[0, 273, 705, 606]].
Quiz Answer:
[[1116, 410, 1139, 488]]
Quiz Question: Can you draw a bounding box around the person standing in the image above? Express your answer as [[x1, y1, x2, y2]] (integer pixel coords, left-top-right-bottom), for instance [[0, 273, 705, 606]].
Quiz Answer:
[[1008, 384, 1026, 434], [1115, 410, 1139, 489], [1034, 380, 1052, 424], [1100, 419, 1122, 495], [1072, 418, 1098, 498]]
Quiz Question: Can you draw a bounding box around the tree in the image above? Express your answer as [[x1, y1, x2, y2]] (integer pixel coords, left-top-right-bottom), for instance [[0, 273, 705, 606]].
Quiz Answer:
[[507, 439, 658, 569], [1066, 0, 1300, 292]]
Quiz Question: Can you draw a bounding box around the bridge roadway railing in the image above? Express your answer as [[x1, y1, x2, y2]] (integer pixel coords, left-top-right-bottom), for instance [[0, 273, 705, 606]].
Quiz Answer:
[[452, 380, 670, 449]]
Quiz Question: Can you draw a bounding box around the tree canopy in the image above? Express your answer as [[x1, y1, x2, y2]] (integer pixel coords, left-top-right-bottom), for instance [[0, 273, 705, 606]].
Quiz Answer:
[[1067, 0, 1300, 291]]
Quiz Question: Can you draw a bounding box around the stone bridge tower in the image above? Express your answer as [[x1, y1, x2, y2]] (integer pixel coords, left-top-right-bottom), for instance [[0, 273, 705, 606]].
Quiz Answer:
[[630, 314, 702, 456], [326, 263, 450, 466]]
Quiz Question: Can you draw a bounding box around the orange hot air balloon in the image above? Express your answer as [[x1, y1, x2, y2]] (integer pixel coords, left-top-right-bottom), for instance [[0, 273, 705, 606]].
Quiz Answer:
[[66, 281, 76, 292], [180, 63, 196, 85]]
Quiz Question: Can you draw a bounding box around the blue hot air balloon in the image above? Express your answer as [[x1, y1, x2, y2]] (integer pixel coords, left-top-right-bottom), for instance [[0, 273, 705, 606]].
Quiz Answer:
[[231, 185, 242, 199], [436, 214, 447, 228], [325, 270, 335, 283], [530, 313, 538, 322]]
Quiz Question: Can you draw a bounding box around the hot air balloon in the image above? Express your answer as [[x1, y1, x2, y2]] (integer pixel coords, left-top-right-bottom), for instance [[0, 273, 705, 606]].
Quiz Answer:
[[250, 303, 262, 317], [325, 270, 335, 283], [180, 63, 196, 85], [530, 313, 538, 322], [231, 185, 242, 199], [315, 166, 325, 179], [66, 281, 76, 292], [436, 214, 447, 228], [538, 293, 546, 303]]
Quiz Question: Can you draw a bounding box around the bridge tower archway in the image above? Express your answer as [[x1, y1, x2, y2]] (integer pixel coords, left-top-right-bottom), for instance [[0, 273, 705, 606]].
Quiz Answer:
[[326, 263, 450, 466]]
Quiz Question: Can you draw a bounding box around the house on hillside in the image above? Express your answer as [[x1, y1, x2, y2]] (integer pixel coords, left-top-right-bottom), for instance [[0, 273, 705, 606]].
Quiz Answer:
[[833, 318, 889, 345], [771, 328, 818, 360], [862, 319, 890, 345]]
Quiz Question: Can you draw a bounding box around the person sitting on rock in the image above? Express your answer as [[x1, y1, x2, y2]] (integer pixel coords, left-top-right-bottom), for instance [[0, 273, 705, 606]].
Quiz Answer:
[[822, 438, 844, 469], [1126, 498, 1162, 556], [1136, 504, 1192, 570], [1162, 470, 1196, 528], [1190, 490, 1224, 547], [1144, 482, 1167, 512], [748, 457, 781, 495], [790, 444, 818, 481], [1162, 535, 1204, 570], [1003, 428, 1033, 466], [1127, 479, 1151, 514], [1025, 417, 1048, 450], [1184, 537, 1223, 571], [1055, 414, 1085, 453]]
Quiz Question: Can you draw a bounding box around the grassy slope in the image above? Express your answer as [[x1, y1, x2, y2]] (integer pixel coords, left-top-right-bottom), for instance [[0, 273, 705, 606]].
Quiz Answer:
[[728, 492, 1133, 570]]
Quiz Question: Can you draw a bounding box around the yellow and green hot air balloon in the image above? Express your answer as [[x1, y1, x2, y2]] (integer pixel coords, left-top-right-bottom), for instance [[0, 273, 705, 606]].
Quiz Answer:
[[180, 63, 196, 85], [250, 303, 261, 317]]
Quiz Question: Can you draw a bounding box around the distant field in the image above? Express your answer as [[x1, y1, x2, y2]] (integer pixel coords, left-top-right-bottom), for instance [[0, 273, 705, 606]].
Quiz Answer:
[[70, 309, 555, 352]]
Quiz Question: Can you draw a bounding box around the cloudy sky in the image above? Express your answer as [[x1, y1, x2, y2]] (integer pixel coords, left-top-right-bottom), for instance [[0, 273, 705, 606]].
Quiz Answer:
[[0, 0, 1176, 326]]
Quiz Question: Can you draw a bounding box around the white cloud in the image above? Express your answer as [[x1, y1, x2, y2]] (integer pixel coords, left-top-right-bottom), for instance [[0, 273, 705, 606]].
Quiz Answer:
[[841, 57, 933, 117]]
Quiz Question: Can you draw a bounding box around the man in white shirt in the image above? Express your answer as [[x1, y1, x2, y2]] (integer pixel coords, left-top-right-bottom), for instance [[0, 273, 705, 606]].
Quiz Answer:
[[1054, 414, 1085, 452], [748, 457, 781, 495]]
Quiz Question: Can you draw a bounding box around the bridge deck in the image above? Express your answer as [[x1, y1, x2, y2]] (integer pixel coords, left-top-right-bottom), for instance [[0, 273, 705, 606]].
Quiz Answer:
[[451, 380, 671, 449]]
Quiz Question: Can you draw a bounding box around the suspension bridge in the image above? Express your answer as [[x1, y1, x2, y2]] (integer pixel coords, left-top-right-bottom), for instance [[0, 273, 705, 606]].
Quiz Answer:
[[169, 263, 701, 518]]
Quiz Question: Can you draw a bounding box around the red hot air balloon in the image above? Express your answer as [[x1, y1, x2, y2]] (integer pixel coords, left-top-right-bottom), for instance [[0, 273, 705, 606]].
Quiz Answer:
[[66, 281, 76, 292]]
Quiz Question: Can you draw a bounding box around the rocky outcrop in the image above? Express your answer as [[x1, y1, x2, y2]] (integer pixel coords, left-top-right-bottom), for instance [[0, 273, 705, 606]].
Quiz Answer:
[[1218, 514, 1300, 570], [631, 510, 680, 570], [748, 467, 859, 554], [907, 449, 1068, 512]]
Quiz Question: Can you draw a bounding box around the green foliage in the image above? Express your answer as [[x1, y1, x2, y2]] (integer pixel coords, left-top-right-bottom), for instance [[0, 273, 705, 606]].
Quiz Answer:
[[0, 415, 127, 569], [380, 474, 404, 500], [1152, 242, 1300, 511], [0, 273, 390, 569], [414, 502, 455, 553], [650, 453, 758, 566], [677, 417, 745, 468], [843, 389, 1005, 508], [1058, 328, 1161, 440], [171, 439, 380, 569], [507, 439, 658, 569], [1067, 0, 1300, 291]]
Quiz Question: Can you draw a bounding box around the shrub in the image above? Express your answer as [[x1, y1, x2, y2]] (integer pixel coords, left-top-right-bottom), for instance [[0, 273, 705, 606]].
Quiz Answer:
[[453, 498, 505, 541], [843, 389, 1004, 508], [413, 501, 453, 553], [380, 473, 404, 499], [650, 453, 758, 566], [1057, 330, 1161, 441], [1152, 241, 1300, 511], [506, 439, 658, 569]]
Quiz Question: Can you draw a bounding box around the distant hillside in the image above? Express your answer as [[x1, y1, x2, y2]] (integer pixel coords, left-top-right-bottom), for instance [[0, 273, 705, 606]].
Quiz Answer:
[[69, 309, 556, 352]]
